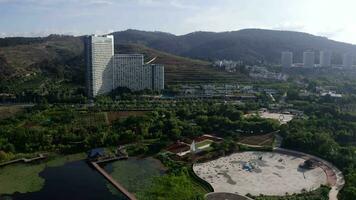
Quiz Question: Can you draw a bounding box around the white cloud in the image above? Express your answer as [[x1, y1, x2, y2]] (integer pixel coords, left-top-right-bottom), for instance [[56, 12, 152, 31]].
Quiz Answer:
[[274, 22, 306, 32], [1, 0, 356, 44]]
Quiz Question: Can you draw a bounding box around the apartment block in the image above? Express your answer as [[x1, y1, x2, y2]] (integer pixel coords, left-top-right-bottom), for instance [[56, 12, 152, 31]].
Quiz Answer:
[[85, 35, 165, 97]]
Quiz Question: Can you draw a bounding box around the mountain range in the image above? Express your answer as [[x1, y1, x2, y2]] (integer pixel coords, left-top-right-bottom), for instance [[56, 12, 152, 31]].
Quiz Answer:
[[113, 29, 356, 64], [1, 29, 356, 88]]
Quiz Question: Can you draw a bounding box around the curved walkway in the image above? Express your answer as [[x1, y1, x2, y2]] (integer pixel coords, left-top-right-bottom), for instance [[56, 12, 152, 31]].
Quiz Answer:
[[240, 134, 344, 200], [205, 192, 253, 200], [275, 148, 345, 200]]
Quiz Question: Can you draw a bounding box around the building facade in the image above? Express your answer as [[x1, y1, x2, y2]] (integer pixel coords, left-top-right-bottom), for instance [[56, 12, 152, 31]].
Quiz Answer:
[[320, 51, 331, 67], [86, 35, 165, 98], [85, 35, 114, 98], [113, 54, 144, 91], [150, 64, 165, 91], [303, 51, 315, 68], [343, 53, 354, 68], [281, 52, 293, 68], [113, 55, 164, 92]]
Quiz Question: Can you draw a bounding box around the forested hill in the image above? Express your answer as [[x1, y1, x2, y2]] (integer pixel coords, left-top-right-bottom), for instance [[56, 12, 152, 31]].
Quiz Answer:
[[0, 35, 246, 95], [1, 28, 356, 89], [113, 29, 356, 64]]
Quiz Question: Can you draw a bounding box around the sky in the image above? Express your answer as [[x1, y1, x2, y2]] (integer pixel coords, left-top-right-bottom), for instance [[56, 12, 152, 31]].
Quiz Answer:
[[1, 0, 356, 44]]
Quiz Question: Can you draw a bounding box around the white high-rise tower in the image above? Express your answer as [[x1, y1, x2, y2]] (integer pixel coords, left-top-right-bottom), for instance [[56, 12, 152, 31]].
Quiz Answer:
[[85, 35, 114, 97], [303, 51, 315, 68], [343, 53, 353, 68], [320, 51, 331, 67], [85, 35, 165, 98], [281, 52, 293, 68]]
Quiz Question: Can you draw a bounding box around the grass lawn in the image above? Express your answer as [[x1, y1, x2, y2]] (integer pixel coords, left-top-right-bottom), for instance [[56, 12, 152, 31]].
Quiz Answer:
[[73, 112, 108, 126], [137, 172, 207, 200], [239, 133, 275, 147], [0, 153, 86, 195], [196, 140, 213, 148], [106, 157, 165, 197], [0, 105, 25, 120]]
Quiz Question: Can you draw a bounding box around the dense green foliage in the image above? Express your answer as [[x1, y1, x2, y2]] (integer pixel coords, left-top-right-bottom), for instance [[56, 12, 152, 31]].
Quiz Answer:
[[106, 157, 164, 198], [135, 153, 207, 200], [138, 172, 205, 200], [250, 185, 330, 200], [0, 103, 278, 161], [281, 105, 356, 200]]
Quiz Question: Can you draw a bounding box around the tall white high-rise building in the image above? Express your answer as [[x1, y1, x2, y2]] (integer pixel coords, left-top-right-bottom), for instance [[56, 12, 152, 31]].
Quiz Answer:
[[343, 53, 354, 68], [86, 35, 165, 97], [281, 52, 293, 68], [303, 51, 315, 68], [320, 51, 331, 67], [85, 35, 114, 97]]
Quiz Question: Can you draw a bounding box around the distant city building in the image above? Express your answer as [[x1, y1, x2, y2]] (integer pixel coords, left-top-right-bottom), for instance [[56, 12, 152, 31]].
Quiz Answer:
[[213, 60, 242, 72], [303, 51, 315, 68], [320, 51, 331, 67], [85, 35, 164, 98], [150, 64, 165, 91], [85, 35, 114, 97], [248, 66, 288, 81], [281, 52, 293, 68], [343, 53, 354, 68]]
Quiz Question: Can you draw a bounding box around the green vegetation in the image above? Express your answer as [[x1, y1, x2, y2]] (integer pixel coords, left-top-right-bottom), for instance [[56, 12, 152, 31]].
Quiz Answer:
[[0, 105, 25, 120], [250, 185, 330, 200], [0, 163, 45, 194], [106, 157, 165, 197], [137, 154, 207, 200], [196, 140, 213, 148], [0, 102, 278, 198], [281, 104, 356, 200], [0, 153, 85, 195], [0, 101, 279, 161], [138, 172, 205, 200]]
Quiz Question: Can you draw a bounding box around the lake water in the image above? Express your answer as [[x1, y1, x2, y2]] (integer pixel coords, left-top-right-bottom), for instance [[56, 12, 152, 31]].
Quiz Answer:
[[1, 157, 165, 200], [3, 160, 128, 200]]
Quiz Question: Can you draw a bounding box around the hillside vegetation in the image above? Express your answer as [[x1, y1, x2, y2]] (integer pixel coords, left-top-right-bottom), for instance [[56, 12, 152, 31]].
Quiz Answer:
[[0, 34, 248, 97], [117, 44, 247, 83], [113, 29, 356, 64]]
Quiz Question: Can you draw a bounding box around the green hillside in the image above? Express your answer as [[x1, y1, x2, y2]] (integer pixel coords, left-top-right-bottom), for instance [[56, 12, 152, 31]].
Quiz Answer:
[[0, 35, 248, 101]]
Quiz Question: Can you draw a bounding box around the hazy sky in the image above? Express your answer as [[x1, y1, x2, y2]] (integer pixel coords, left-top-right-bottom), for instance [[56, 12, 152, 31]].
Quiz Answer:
[[1, 0, 356, 44]]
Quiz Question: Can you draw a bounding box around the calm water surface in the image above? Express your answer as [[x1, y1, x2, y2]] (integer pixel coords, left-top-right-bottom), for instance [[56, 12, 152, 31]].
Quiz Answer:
[[4, 160, 127, 200]]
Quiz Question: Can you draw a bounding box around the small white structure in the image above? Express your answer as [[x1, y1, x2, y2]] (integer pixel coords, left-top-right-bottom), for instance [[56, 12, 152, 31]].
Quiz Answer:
[[190, 140, 196, 152]]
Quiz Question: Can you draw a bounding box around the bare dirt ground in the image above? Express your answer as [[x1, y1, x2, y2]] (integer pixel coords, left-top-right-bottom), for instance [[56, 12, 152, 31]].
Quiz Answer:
[[193, 151, 327, 196]]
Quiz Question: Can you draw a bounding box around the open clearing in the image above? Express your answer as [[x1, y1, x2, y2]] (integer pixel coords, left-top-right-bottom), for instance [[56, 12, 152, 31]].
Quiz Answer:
[[239, 133, 274, 147], [0, 105, 25, 120], [193, 151, 327, 196], [259, 112, 294, 124]]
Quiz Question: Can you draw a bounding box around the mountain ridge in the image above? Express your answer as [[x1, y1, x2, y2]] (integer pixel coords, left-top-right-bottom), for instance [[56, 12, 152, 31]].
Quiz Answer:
[[112, 29, 356, 63]]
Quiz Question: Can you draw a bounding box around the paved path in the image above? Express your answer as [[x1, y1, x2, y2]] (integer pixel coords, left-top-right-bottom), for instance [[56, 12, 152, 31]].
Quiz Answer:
[[91, 162, 137, 200], [0, 154, 46, 167], [275, 148, 345, 200], [236, 137, 344, 200]]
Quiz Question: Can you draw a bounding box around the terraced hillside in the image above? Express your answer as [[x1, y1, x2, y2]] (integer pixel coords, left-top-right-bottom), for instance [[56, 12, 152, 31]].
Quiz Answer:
[[0, 36, 248, 91], [0, 36, 84, 81], [117, 44, 248, 83]]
